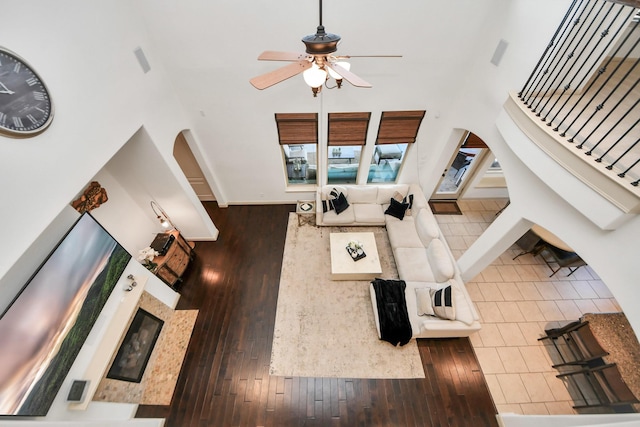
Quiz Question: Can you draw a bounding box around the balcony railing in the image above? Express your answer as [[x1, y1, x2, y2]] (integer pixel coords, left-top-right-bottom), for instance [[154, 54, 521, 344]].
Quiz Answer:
[[518, 0, 639, 188]]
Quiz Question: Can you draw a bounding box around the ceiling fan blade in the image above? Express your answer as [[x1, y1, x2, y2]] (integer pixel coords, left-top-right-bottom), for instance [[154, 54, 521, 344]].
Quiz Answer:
[[326, 62, 372, 88], [334, 55, 403, 59], [250, 60, 312, 90], [258, 51, 309, 61]]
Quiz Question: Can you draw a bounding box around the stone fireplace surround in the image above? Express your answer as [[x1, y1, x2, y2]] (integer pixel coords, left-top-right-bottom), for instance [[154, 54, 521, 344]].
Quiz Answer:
[[93, 291, 197, 405]]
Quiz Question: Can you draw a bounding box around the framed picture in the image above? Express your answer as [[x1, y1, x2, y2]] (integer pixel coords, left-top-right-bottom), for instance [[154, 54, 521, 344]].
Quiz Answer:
[[0, 213, 131, 416], [106, 309, 164, 383]]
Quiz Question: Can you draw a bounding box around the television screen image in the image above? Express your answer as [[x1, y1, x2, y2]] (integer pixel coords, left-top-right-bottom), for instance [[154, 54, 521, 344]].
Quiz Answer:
[[0, 213, 131, 416]]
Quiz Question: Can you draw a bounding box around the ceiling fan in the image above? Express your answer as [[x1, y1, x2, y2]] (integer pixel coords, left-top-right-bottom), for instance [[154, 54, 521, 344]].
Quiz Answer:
[[249, 0, 401, 96]]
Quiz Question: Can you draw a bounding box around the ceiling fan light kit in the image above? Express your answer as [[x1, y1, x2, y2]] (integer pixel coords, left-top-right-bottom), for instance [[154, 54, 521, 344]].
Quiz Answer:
[[302, 64, 328, 97], [249, 0, 400, 97]]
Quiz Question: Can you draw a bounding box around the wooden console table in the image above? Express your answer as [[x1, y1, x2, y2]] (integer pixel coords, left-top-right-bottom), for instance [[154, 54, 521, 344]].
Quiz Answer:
[[152, 230, 194, 288]]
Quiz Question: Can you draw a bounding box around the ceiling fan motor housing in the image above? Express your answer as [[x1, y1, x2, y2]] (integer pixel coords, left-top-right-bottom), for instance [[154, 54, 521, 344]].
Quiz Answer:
[[302, 25, 341, 55]]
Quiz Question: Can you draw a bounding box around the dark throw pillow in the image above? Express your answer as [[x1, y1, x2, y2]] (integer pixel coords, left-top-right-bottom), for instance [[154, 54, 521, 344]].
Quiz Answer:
[[385, 197, 409, 220], [430, 285, 456, 320], [332, 192, 350, 215], [322, 200, 335, 213]]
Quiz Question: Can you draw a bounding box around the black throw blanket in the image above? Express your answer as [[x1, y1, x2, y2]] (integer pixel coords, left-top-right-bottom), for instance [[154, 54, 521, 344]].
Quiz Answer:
[[371, 278, 412, 346]]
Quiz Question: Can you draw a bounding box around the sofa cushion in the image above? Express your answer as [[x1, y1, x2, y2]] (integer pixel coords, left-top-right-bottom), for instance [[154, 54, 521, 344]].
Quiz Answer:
[[409, 187, 428, 211], [415, 287, 435, 316], [321, 185, 348, 200], [426, 239, 456, 282], [348, 186, 378, 204], [386, 218, 424, 249], [322, 206, 356, 224], [376, 185, 409, 204], [415, 209, 440, 246], [353, 204, 385, 224], [448, 279, 476, 326], [384, 198, 409, 220], [394, 247, 435, 282]]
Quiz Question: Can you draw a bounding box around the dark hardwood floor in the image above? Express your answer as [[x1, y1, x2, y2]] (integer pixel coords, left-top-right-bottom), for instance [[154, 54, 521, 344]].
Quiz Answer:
[[136, 203, 498, 426]]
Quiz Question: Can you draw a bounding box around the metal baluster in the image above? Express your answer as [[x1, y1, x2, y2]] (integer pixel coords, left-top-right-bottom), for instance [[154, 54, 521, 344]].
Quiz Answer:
[[577, 82, 640, 150], [530, 0, 593, 113], [591, 117, 639, 162], [549, 4, 624, 131], [556, 7, 636, 139], [565, 36, 640, 143], [537, 0, 601, 120], [520, 0, 581, 100], [544, 1, 612, 126], [610, 139, 640, 177]]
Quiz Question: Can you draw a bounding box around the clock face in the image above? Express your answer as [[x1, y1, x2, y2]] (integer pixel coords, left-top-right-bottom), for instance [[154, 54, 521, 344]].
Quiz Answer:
[[0, 48, 53, 137]]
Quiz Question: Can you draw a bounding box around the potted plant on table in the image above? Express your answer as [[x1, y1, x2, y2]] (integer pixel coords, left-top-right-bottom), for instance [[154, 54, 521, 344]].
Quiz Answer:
[[138, 246, 160, 271]]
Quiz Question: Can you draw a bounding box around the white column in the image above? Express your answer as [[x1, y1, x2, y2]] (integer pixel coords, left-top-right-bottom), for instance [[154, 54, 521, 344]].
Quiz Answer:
[[458, 204, 532, 282]]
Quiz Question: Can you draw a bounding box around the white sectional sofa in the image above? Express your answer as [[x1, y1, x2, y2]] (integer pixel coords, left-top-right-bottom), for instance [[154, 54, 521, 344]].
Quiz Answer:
[[316, 184, 481, 339]]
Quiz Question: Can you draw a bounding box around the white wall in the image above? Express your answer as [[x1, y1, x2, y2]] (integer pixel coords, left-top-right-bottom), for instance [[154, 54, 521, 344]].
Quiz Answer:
[[0, 0, 217, 280], [0, 1, 212, 421]]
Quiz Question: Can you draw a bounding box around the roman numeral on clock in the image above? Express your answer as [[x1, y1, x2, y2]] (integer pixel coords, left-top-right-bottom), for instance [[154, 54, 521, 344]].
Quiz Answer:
[[13, 117, 23, 128], [33, 92, 45, 101], [26, 77, 39, 86], [0, 112, 5, 126]]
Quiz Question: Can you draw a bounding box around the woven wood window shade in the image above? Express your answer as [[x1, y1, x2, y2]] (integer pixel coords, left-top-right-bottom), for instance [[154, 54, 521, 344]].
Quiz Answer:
[[275, 113, 318, 145], [327, 112, 371, 146], [375, 110, 426, 144], [462, 132, 488, 149]]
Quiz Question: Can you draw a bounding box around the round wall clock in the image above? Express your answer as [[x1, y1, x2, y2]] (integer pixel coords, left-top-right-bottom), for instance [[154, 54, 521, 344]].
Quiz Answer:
[[0, 47, 53, 137]]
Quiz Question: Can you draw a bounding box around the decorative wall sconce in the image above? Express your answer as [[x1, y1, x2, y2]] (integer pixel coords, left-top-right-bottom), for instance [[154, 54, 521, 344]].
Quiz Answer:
[[150, 200, 177, 231]]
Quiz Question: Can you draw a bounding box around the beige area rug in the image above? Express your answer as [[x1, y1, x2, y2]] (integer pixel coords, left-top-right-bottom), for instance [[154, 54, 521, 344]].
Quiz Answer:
[[270, 213, 425, 379]]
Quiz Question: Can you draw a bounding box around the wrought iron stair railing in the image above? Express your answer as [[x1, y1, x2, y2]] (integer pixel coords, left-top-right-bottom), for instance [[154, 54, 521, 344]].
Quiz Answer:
[[518, 0, 640, 188]]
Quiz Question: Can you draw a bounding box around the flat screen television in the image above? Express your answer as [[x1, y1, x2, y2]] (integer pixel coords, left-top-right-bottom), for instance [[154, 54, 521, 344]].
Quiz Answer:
[[0, 212, 131, 416]]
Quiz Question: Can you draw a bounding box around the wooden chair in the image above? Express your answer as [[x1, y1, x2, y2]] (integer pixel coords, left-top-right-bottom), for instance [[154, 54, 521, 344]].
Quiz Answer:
[[557, 363, 639, 410], [539, 320, 609, 368]]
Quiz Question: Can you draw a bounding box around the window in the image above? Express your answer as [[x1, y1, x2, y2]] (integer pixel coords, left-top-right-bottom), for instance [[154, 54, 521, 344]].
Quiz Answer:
[[275, 113, 318, 185], [368, 144, 409, 183], [327, 145, 362, 184], [367, 110, 425, 183], [327, 112, 370, 184], [282, 144, 317, 184]]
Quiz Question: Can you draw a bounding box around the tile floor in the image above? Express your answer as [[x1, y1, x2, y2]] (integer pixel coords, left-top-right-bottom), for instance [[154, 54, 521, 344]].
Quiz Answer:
[[436, 198, 624, 416]]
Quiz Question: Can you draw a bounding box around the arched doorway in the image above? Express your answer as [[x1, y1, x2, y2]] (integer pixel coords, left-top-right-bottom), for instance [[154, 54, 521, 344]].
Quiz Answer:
[[431, 131, 492, 200], [173, 131, 216, 201]]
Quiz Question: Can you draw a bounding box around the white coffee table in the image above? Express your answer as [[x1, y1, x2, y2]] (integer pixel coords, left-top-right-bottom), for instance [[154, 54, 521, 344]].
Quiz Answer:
[[329, 232, 382, 280]]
